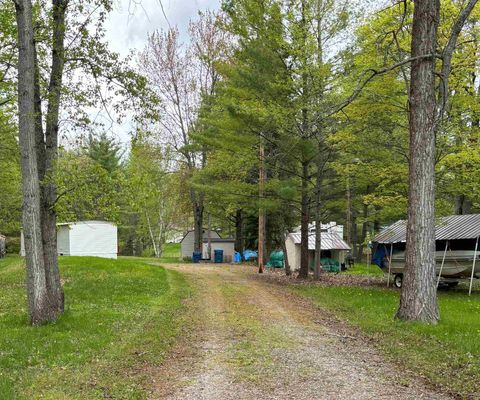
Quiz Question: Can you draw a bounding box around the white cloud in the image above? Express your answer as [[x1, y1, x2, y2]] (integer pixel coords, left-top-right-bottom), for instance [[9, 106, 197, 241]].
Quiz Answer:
[[105, 0, 221, 57], [97, 0, 220, 146]]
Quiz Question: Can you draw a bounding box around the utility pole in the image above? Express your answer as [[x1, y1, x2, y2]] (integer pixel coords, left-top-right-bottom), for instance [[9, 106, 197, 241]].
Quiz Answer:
[[258, 140, 265, 273], [346, 175, 351, 246], [207, 212, 212, 260]]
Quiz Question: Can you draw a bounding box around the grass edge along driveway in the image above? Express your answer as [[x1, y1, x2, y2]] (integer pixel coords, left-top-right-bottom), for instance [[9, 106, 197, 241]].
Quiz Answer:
[[293, 282, 480, 399], [0, 256, 191, 400]]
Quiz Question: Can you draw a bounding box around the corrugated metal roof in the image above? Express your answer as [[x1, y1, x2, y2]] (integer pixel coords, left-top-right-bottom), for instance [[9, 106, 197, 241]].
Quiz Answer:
[[288, 232, 351, 250], [373, 214, 480, 243]]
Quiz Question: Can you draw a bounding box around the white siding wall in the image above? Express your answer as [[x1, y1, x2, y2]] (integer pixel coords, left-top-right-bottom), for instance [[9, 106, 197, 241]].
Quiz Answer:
[[285, 236, 300, 271], [203, 242, 235, 261], [68, 222, 117, 259], [181, 230, 221, 258], [181, 231, 195, 258], [57, 226, 70, 255], [21, 221, 117, 259]]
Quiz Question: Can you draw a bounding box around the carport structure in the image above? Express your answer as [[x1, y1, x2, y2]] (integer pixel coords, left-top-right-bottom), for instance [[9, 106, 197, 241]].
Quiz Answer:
[[373, 214, 480, 294]]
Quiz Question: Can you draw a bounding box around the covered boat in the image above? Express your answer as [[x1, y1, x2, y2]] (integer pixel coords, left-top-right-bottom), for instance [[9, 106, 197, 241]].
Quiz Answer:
[[372, 214, 480, 288]]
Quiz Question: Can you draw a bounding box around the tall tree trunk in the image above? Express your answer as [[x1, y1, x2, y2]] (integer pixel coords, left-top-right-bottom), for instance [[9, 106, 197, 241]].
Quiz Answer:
[[192, 200, 204, 254], [258, 141, 266, 273], [314, 153, 322, 280], [299, 160, 310, 278], [281, 234, 291, 276], [234, 209, 243, 253], [15, 0, 57, 324], [351, 208, 358, 259], [396, 0, 440, 323], [455, 195, 471, 215], [39, 0, 67, 313], [358, 200, 369, 262]]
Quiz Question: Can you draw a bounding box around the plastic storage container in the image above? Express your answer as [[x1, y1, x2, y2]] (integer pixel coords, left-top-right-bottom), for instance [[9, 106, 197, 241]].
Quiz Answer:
[[214, 249, 224, 263], [192, 251, 202, 263]]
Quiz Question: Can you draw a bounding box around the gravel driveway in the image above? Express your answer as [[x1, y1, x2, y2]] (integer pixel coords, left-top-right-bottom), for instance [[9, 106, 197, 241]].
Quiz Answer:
[[148, 264, 451, 400]]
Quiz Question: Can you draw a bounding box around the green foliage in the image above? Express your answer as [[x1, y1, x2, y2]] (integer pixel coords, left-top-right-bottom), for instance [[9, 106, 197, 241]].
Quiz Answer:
[[123, 136, 185, 257], [0, 111, 21, 235], [84, 133, 124, 176], [55, 150, 123, 223], [0, 256, 191, 399]]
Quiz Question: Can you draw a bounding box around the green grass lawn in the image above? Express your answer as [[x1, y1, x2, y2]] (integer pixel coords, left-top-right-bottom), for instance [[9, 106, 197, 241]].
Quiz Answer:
[[294, 283, 480, 397], [160, 243, 181, 262], [0, 255, 191, 399], [344, 262, 384, 277]]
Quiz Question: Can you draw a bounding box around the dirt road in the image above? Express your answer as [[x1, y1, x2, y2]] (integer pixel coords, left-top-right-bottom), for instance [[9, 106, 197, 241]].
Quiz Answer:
[[150, 264, 450, 400]]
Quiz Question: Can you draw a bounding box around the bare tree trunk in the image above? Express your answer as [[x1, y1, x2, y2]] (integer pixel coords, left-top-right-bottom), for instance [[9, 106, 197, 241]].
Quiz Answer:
[[299, 160, 310, 278], [207, 212, 212, 260], [145, 212, 159, 257], [351, 208, 358, 259], [15, 0, 57, 324], [314, 153, 322, 280], [234, 209, 243, 253], [455, 195, 472, 215], [358, 200, 369, 262], [396, 0, 440, 323], [281, 234, 291, 276], [192, 200, 204, 254], [39, 0, 67, 313], [258, 141, 265, 273]]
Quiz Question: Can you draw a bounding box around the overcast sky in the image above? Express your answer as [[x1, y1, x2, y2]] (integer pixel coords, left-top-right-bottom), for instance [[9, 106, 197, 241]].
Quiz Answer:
[[105, 0, 220, 58], [98, 0, 220, 145]]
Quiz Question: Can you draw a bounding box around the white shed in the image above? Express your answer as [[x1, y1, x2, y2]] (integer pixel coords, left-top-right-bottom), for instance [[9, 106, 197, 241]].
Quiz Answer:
[[202, 238, 236, 262], [21, 221, 117, 259], [285, 232, 350, 271], [180, 229, 221, 259]]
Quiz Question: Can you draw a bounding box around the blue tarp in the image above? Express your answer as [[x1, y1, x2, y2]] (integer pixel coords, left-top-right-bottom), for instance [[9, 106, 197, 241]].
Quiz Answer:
[[243, 250, 258, 261], [234, 251, 242, 263], [372, 245, 388, 269]]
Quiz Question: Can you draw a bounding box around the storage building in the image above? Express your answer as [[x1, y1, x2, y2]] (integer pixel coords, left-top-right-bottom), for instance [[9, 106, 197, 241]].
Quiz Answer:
[[180, 229, 221, 259], [202, 238, 236, 263], [21, 221, 117, 259], [285, 232, 351, 271]]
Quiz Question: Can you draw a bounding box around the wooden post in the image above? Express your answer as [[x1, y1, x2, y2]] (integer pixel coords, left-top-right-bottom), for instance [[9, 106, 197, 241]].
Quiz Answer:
[[387, 244, 393, 288], [469, 236, 479, 296], [258, 141, 265, 273], [437, 241, 448, 288], [346, 176, 351, 246], [207, 213, 212, 261]]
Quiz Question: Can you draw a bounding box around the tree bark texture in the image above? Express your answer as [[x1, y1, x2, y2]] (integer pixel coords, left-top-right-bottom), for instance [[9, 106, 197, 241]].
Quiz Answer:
[[193, 201, 204, 254], [234, 209, 244, 253], [299, 160, 310, 278], [15, 0, 58, 324], [258, 142, 266, 273], [314, 154, 322, 280], [396, 0, 440, 323], [39, 0, 67, 313]]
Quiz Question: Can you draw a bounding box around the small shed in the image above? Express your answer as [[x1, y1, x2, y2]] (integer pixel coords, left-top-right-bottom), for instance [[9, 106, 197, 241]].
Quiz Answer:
[[285, 232, 351, 271], [180, 229, 221, 259], [21, 221, 117, 259], [202, 238, 236, 262], [0, 234, 5, 258]]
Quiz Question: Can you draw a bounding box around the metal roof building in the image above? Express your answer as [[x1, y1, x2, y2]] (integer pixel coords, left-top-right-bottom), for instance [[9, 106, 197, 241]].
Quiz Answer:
[[287, 232, 351, 250], [373, 214, 480, 244], [285, 232, 350, 271]]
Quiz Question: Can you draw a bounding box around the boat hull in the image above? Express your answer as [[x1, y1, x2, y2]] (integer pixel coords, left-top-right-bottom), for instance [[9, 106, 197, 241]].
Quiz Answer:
[[388, 250, 480, 279]]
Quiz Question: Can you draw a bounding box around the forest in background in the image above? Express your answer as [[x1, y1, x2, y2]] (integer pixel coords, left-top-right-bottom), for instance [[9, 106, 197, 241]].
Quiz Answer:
[[1, 0, 479, 260]]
